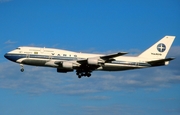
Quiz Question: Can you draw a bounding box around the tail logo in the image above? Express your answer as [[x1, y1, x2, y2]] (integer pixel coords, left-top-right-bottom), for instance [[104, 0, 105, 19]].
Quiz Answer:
[[157, 43, 166, 52]]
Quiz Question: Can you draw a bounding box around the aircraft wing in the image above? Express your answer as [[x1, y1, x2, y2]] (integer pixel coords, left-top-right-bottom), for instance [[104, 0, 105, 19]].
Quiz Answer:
[[100, 52, 128, 60], [77, 52, 128, 64], [147, 57, 175, 66]]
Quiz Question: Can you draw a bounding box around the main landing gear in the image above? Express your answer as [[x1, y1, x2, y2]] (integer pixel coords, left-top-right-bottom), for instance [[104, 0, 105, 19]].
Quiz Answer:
[[76, 70, 92, 78], [20, 64, 24, 72]]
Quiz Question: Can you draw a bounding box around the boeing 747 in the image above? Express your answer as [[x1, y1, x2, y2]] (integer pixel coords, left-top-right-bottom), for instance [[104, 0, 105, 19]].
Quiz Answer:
[[4, 36, 175, 78]]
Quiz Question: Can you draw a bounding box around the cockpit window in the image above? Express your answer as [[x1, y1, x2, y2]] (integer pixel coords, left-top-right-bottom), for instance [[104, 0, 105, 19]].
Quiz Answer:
[[16, 48, 21, 50]]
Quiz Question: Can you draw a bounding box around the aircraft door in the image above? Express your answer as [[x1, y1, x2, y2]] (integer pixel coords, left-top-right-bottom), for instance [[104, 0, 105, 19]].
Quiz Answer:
[[136, 61, 139, 66], [26, 54, 30, 58]]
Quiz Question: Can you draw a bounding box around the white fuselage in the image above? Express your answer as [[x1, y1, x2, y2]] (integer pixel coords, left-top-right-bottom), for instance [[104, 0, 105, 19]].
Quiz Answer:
[[4, 46, 155, 71]]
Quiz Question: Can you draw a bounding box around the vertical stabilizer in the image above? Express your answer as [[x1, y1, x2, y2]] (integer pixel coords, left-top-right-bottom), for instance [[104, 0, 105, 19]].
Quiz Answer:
[[138, 36, 175, 59]]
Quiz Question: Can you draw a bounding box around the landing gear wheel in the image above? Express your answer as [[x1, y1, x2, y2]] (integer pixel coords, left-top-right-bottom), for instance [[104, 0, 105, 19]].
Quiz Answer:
[[78, 75, 81, 78], [87, 73, 91, 77], [76, 69, 92, 78], [21, 68, 24, 72]]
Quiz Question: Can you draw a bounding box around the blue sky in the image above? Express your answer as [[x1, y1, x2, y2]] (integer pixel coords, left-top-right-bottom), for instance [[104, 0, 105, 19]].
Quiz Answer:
[[0, 0, 180, 115]]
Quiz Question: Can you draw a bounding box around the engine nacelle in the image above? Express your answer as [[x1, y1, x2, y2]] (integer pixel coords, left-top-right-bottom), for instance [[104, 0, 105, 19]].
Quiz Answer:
[[87, 58, 104, 65], [62, 62, 73, 69]]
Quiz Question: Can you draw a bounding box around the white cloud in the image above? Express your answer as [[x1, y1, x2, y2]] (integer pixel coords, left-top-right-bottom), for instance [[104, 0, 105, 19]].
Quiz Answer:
[[4, 40, 17, 44], [0, 0, 11, 3], [0, 62, 180, 95]]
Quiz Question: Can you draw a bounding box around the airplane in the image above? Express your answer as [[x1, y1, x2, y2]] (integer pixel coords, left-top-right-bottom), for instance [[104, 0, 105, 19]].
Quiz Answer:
[[4, 36, 175, 78]]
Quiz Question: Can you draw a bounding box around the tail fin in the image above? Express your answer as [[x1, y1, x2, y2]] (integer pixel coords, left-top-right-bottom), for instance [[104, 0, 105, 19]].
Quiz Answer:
[[138, 36, 175, 59]]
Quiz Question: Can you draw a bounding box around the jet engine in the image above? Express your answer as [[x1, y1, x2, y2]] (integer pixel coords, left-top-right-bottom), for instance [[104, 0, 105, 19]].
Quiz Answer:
[[87, 58, 104, 65], [62, 62, 73, 69]]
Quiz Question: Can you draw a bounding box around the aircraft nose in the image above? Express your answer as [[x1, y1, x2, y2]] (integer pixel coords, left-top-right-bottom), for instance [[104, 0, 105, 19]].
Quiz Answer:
[[4, 53, 21, 62], [4, 53, 7, 58], [4, 53, 8, 59], [4, 53, 13, 61]]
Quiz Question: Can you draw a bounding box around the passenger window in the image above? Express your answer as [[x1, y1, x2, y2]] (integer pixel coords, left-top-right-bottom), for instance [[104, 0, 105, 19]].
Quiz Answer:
[[74, 55, 77, 57], [63, 54, 67, 56]]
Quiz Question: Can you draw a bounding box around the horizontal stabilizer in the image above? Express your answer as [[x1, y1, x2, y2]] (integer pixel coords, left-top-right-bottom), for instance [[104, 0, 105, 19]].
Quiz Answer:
[[147, 57, 175, 66]]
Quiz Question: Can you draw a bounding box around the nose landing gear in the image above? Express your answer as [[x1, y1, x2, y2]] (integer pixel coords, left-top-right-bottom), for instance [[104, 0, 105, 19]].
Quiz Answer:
[[21, 68, 24, 72], [20, 64, 24, 72]]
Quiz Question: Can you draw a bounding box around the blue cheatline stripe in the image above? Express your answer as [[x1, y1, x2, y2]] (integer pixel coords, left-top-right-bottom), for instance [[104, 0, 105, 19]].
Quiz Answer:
[[5, 53, 150, 67], [4, 53, 26, 62], [5, 53, 79, 62]]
